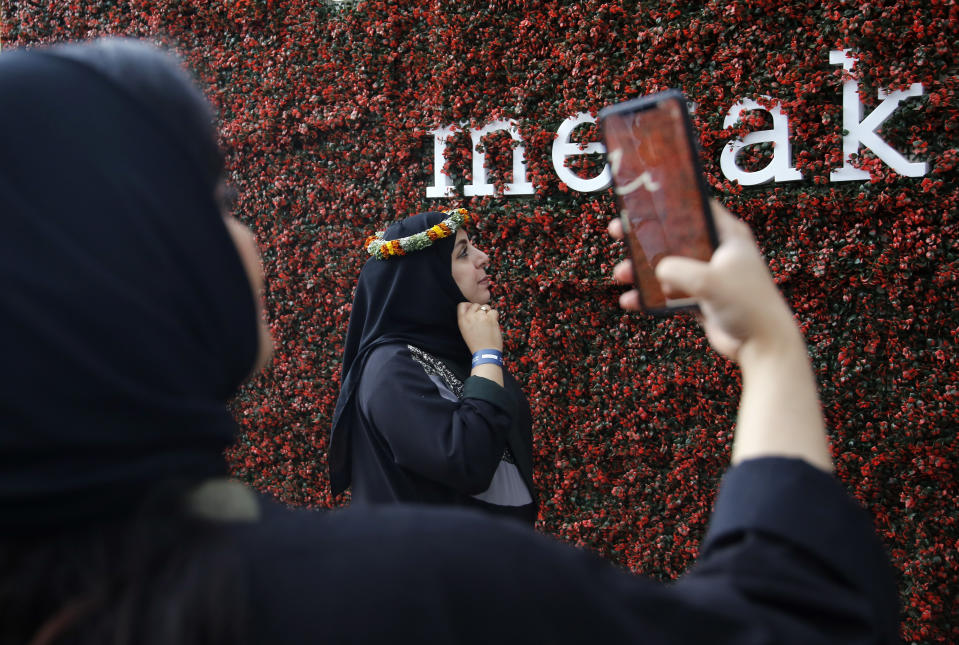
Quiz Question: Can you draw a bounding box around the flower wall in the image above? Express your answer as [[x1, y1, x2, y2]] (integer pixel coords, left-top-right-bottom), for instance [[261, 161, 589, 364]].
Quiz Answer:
[[3, 0, 956, 641]]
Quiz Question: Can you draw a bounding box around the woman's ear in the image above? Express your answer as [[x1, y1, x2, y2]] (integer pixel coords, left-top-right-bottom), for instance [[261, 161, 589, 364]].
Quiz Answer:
[[224, 216, 274, 375]]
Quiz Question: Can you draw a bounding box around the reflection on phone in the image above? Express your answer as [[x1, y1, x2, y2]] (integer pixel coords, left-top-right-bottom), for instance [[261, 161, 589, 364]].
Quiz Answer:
[[608, 149, 661, 196]]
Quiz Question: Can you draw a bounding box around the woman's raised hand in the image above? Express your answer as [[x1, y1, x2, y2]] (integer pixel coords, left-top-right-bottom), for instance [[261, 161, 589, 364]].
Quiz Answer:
[[457, 302, 504, 355]]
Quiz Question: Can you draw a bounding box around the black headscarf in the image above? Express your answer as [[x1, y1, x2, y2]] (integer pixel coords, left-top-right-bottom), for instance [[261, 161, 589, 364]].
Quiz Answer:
[[328, 212, 473, 495], [0, 39, 259, 535]]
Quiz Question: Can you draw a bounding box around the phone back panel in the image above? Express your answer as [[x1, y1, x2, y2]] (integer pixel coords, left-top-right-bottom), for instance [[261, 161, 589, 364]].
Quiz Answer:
[[600, 90, 717, 313]]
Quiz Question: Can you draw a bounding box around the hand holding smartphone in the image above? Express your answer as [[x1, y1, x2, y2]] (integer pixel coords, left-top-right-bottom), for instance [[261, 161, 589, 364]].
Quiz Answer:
[[599, 90, 718, 314]]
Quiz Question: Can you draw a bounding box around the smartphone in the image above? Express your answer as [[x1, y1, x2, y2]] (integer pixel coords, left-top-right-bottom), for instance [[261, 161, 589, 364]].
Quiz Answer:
[[598, 89, 718, 314]]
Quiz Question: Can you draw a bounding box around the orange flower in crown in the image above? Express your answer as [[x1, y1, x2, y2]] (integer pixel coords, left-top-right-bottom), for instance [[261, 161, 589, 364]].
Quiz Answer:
[[364, 208, 477, 260]]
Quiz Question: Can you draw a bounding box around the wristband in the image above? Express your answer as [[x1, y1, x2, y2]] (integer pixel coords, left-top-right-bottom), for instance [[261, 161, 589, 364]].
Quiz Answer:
[[471, 349, 503, 368]]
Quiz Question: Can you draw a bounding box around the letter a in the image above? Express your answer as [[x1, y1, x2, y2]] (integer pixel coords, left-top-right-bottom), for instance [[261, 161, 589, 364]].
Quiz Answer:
[[720, 98, 802, 186]]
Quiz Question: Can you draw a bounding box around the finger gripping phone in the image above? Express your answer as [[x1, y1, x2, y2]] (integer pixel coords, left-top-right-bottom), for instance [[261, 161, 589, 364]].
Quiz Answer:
[[599, 90, 718, 314]]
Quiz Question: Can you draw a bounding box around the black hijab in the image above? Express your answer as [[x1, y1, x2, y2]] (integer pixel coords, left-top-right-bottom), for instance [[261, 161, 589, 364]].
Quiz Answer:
[[0, 39, 259, 534], [328, 212, 473, 495]]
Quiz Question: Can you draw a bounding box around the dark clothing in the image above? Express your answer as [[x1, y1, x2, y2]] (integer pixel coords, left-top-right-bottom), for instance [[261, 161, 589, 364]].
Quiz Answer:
[[329, 211, 539, 519], [237, 457, 899, 644], [348, 343, 537, 523], [0, 40, 256, 536], [329, 212, 472, 496]]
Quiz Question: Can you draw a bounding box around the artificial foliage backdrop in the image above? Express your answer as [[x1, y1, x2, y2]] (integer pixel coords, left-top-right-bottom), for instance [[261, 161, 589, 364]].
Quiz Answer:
[[3, 1, 956, 641]]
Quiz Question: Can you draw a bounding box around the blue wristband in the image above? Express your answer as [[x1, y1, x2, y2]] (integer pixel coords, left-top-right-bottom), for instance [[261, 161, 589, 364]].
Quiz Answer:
[[471, 349, 503, 368]]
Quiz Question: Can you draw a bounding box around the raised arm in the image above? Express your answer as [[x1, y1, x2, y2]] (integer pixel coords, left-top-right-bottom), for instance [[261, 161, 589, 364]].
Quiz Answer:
[[609, 200, 898, 641]]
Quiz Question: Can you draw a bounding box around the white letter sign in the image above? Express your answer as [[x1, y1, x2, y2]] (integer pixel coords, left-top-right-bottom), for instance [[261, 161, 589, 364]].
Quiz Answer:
[[464, 120, 535, 197], [829, 49, 927, 182], [426, 125, 457, 198], [720, 98, 802, 186], [424, 50, 932, 197], [551, 113, 612, 193]]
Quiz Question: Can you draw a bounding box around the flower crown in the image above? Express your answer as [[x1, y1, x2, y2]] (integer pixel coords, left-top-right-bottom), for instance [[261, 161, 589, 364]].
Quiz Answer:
[[364, 208, 477, 260]]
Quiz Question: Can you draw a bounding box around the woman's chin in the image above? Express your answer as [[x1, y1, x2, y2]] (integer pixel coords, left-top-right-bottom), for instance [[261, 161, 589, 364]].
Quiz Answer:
[[463, 286, 491, 305]]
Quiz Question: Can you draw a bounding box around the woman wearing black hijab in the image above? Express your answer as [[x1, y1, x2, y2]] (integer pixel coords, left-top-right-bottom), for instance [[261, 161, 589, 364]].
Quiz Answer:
[[328, 211, 538, 524], [0, 37, 899, 645]]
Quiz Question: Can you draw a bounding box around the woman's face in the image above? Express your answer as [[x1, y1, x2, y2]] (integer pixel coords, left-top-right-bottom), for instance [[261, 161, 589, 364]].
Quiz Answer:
[[450, 228, 491, 304], [224, 216, 275, 375]]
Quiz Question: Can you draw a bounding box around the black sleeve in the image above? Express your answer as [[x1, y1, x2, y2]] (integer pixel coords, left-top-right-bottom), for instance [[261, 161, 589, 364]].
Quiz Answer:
[[672, 457, 901, 644], [359, 345, 514, 494], [242, 457, 899, 645]]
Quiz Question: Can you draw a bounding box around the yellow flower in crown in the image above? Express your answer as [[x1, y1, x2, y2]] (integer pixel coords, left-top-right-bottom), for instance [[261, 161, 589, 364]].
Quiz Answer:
[[364, 208, 478, 260]]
